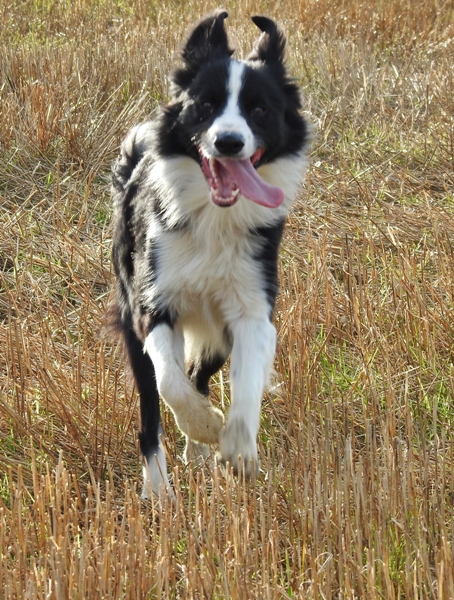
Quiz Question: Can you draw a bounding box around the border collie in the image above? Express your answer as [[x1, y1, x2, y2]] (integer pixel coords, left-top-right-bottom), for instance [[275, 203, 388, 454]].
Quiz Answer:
[[110, 10, 309, 498]]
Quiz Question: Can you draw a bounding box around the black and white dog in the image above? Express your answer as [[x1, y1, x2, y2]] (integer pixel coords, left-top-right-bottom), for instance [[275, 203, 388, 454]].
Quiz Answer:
[[111, 10, 309, 497]]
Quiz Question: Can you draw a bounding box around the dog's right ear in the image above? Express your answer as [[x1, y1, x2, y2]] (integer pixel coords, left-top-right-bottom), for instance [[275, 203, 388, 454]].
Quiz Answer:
[[182, 10, 233, 66], [171, 11, 233, 91], [171, 10, 234, 95]]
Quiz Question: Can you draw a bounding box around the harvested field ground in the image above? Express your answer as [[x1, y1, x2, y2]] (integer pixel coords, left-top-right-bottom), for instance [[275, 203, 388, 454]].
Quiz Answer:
[[1, 0, 454, 597]]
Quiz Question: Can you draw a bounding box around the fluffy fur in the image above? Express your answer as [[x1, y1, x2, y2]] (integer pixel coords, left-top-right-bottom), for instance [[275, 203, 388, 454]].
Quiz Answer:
[[110, 10, 309, 498]]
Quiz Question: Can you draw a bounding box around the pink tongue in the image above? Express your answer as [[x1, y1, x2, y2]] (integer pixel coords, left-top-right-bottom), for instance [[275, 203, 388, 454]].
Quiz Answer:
[[218, 158, 285, 208]]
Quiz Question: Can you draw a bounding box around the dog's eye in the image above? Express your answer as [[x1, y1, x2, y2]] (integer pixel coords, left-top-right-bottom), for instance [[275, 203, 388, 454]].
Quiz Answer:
[[200, 101, 213, 111], [252, 106, 266, 117], [197, 100, 214, 122]]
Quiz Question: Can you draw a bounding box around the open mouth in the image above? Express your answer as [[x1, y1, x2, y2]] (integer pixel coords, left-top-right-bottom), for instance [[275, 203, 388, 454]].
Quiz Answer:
[[199, 148, 285, 208]]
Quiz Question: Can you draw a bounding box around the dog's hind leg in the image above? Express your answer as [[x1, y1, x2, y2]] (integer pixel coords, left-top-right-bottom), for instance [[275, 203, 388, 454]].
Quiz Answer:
[[184, 353, 227, 464], [144, 323, 225, 444], [187, 353, 227, 396], [123, 326, 173, 499]]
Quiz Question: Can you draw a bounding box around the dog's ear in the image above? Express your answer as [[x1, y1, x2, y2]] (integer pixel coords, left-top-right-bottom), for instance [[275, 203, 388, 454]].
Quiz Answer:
[[247, 16, 286, 64], [182, 10, 233, 68], [171, 10, 233, 92]]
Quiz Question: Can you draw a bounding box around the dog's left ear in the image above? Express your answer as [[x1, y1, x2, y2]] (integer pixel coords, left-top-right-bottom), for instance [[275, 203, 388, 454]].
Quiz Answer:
[[247, 16, 286, 64]]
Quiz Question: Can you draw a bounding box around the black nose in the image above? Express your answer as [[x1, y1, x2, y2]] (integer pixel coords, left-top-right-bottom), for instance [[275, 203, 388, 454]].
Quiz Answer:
[[214, 132, 245, 155]]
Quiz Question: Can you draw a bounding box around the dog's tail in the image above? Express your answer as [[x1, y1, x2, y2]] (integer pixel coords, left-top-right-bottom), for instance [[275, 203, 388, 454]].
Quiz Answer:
[[111, 122, 154, 195]]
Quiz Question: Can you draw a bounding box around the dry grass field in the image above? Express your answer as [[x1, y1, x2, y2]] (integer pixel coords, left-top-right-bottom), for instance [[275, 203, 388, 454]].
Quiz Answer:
[[1, 0, 454, 597]]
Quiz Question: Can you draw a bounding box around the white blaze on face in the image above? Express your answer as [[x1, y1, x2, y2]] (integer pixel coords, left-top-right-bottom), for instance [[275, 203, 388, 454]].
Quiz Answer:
[[205, 61, 256, 159], [199, 60, 286, 209]]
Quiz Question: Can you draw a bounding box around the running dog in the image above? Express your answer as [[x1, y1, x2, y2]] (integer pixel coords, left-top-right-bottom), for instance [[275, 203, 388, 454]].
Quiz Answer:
[[110, 10, 309, 497]]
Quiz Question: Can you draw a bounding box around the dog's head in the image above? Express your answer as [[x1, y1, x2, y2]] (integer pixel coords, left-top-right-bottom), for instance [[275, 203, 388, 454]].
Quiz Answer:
[[159, 11, 306, 209]]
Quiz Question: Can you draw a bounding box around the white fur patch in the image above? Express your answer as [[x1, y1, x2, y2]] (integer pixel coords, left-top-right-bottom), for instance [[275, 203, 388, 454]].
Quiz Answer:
[[145, 149, 308, 241], [204, 61, 256, 159]]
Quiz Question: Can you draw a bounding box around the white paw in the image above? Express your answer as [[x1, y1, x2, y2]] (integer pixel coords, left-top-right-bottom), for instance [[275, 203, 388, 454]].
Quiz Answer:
[[219, 418, 259, 477], [183, 438, 211, 465], [175, 397, 224, 444], [159, 373, 224, 444], [141, 447, 175, 501]]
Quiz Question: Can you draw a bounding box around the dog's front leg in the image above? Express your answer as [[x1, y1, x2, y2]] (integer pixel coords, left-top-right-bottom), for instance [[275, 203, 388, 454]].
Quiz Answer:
[[220, 317, 276, 475], [144, 323, 224, 444]]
